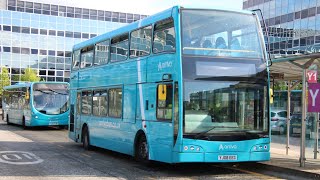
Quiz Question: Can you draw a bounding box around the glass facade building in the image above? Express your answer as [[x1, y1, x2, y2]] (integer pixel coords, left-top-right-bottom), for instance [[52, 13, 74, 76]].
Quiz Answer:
[[0, 0, 146, 84], [243, 0, 320, 58]]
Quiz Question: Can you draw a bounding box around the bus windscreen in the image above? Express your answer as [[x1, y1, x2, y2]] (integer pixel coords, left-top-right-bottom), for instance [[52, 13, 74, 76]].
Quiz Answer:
[[33, 84, 69, 115], [181, 9, 264, 59]]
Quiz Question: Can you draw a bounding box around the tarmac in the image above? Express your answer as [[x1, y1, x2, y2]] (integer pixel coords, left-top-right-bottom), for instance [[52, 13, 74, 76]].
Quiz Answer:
[[262, 142, 320, 179]]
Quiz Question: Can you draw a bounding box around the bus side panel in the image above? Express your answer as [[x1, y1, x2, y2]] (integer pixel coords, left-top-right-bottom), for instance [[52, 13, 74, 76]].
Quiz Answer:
[[144, 83, 173, 163]]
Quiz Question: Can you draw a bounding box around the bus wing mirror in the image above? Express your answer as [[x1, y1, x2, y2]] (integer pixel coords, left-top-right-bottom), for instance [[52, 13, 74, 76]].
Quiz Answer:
[[158, 84, 167, 101], [269, 88, 273, 104]]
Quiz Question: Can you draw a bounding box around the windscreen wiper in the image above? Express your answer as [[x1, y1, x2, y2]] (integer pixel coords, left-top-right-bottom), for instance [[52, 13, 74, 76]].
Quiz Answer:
[[47, 89, 68, 95], [194, 126, 239, 139]]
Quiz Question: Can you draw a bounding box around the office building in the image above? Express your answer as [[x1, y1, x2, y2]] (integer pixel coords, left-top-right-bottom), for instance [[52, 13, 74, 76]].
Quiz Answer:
[[0, 0, 146, 84], [243, 0, 320, 58]]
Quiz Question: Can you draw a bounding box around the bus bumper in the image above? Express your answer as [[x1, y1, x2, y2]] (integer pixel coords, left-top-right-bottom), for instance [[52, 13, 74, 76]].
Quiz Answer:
[[172, 151, 270, 163], [27, 118, 68, 126]]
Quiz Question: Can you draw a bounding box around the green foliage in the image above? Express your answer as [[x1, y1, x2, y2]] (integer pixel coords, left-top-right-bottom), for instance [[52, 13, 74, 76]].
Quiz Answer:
[[0, 67, 11, 96], [21, 68, 40, 82], [273, 81, 302, 91]]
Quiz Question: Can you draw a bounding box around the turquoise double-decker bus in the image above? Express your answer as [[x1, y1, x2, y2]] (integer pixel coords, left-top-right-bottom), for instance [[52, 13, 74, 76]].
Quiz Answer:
[[3, 82, 69, 128], [69, 6, 270, 163]]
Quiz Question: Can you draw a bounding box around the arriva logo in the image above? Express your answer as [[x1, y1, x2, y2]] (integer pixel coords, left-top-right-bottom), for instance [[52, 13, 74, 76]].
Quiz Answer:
[[158, 61, 173, 71], [219, 144, 238, 150]]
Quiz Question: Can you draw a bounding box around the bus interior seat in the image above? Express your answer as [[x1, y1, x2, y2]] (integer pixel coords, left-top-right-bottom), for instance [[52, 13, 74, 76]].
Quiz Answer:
[[202, 40, 212, 48], [164, 45, 174, 51], [215, 37, 227, 49], [153, 40, 164, 53]]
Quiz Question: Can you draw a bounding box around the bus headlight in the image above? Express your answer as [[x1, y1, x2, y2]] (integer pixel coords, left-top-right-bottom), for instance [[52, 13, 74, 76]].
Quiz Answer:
[[183, 145, 202, 152]]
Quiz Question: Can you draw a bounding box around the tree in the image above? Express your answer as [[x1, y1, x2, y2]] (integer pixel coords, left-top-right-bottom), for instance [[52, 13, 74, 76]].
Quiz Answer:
[[0, 67, 10, 96], [273, 81, 302, 91], [21, 68, 40, 82]]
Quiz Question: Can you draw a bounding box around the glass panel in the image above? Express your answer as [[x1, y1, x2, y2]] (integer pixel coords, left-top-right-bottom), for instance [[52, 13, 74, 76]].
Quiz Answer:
[[108, 88, 122, 118], [130, 26, 152, 58], [153, 18, 176, 53], [95, 40, 109, 65], [157, 84, 173, 120], [81, 91, 92, 115], [80, 46, 94, 68], [72, 50, 80, 70], [33, 83, 69, 115], [111, 34, 129, 62], [181, 10, 264, 59]]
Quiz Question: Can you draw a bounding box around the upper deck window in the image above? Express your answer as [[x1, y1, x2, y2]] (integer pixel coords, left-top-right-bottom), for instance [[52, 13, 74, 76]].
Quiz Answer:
[[111, 34, 129, 62], [80, 46, 94, 68], [130, 26, 152, 58], [95, 40, 110, 65], [181, 10, 264, 59], [72, 50, 80, 70], [153, 18, 176, 53]]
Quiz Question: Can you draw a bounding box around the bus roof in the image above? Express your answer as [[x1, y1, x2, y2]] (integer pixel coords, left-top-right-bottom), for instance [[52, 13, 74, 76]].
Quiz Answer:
[[3, 82, 69, 90], [72, 6, 255, 51]]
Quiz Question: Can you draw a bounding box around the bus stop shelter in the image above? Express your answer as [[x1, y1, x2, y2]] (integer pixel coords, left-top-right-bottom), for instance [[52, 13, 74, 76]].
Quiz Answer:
[[270, 53, 320, 167]]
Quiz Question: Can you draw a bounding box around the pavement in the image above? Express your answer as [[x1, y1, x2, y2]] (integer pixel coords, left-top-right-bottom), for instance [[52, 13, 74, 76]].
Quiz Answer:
[[261, 142, 320, 179]]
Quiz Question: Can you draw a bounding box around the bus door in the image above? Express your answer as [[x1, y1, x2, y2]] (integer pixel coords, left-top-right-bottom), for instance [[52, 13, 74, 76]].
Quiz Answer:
[[72, 92, 82, 141], [146, 82, 175, 162]]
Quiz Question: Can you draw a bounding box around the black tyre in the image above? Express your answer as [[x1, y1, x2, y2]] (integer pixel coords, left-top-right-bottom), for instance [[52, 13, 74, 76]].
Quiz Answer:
[[22, 117, 27, 129], [136, 135, 149, 163], [82, 127, 91, 150], [6, 115, 10, 125]]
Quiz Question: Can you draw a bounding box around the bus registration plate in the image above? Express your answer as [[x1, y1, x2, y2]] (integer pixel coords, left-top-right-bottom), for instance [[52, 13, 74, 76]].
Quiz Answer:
[[218, 155, 237, 161], [49, 121, 59, 125]]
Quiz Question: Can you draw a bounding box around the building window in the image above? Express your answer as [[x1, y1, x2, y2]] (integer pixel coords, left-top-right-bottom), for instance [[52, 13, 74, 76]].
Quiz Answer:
[[130, 25, 152, 58], [3, 26, 11, 31], [3, 47, 11, 52], [31, 28, 39, 34], [57, 31, 64, 37]]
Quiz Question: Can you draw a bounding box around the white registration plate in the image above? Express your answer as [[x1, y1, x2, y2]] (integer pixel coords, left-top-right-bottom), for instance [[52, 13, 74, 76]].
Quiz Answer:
[[293, 128, 301, 134], [49, 121, 59, 125], [218, 155, 237, 161]]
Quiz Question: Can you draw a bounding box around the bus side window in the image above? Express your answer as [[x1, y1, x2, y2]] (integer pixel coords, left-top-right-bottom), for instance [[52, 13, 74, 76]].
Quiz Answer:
[[153, 18, 176, 53], [80, 46, 94, 68], [110, 34, 129, 62], [108, 88, 122, 118], [130, 25, 152, 58], [95, 40, 110, 65], [81, 91, 92, 115], [157, 84, 173, 120]]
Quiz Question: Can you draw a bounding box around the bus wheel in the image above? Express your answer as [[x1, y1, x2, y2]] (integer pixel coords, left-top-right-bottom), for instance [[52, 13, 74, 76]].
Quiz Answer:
[[6, 115, 10, 125], [136, 135, 149, 163], [22, 117, 27, 129], [82, 127, 91, 150]]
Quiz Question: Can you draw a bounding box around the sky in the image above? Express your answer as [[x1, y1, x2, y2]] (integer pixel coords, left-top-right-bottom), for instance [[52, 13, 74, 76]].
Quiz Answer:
[[31, 0, 243, 15]]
